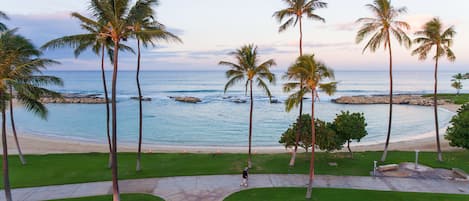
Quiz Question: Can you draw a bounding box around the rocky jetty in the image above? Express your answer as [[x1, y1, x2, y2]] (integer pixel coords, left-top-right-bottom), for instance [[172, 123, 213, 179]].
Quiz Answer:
[[169, 96, 202, 103], [40, 94, 107, 104], [332, 95, 448, 106], [130, 96, 152, 101]]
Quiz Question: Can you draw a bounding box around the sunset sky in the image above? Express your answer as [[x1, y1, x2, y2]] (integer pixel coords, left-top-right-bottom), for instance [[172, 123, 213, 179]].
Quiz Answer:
[[1, 0, 468, 71]]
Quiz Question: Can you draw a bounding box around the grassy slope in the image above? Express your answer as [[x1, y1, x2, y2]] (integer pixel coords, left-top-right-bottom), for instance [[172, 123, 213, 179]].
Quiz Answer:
[[49, 194, 164, 201], [224, 188, 469, 201], [422, 93, 469, 104], [1, 151, 468, 188]]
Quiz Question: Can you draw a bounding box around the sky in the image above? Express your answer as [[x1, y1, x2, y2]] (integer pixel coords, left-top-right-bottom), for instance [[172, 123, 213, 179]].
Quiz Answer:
[[1, 0, 468, 71]]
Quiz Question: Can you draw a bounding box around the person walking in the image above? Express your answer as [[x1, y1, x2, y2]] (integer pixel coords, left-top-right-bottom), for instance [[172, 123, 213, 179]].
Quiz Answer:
[[240, 167, 249, 187]]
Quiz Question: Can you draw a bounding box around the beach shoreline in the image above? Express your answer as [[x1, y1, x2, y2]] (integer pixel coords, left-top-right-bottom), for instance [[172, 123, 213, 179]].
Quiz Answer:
[[2, 104, 462, 154]]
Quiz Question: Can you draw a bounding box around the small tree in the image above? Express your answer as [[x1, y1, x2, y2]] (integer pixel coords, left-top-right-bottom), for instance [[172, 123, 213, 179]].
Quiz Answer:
[[315, 119, 345, 152], [445, 104, 469, 149], [280, 114, 344, 153], [279, 114, 312, 152], [333, 111, 368, 158], [451, 73, 464, 95]]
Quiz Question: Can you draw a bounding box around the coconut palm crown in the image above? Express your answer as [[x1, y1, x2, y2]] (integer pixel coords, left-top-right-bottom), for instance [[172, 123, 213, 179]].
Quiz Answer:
[[412, 17, 456, 162]]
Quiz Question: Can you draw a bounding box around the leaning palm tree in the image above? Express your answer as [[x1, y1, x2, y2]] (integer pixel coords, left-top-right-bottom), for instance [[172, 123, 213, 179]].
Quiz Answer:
[[412, 18, 456, 162], [1, 30, 62, 201], [356, 0, 411, 162], [219, 44, 276, 168], [284, 54, 336, 199], [273, 0, 327, 167], [0, 11, 8, 31], [127, 0, 181, 171]]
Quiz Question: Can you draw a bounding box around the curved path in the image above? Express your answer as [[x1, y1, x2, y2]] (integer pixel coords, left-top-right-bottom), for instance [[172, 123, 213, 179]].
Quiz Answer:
[[1, 174, 468, 201]]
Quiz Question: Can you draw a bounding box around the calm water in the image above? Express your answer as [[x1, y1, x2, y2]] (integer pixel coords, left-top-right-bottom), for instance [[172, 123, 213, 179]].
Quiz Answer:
[[11, 71, 462, 146]]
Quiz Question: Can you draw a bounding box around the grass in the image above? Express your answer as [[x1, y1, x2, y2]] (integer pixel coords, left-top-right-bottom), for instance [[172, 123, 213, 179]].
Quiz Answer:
[[49, 193, 164, 201], [1, 151, 468, 188], [224, 188, 469, 201], [422, 93, 469, 104]]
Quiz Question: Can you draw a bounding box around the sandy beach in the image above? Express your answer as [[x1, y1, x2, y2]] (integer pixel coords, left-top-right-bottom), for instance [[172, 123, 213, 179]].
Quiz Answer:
[[1, 104, 463, 155]]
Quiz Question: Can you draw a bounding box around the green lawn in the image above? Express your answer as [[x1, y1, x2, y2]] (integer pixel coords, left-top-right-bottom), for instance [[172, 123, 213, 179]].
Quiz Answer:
[[224, 188, 469, 201], [422, 93, 469, 104], [49, 194, 164, 201], [1, 151, 468, 188]]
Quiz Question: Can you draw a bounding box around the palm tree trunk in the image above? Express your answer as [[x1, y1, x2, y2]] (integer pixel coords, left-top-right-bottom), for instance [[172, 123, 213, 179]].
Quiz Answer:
[[101, 45, 112, 169], [2, 105, 12, 201], [434, 55, 442, 161], [111, 40, 121, 201], [289, 81, 303, 167], [9, 87, 26, 165], [347, 140, 353, 159], [289, 15, 304, 167], [306, 89, 316, 199], [248, 80, 253, 169], [381, 39, 393, 162], [299, 16, 303, 56], [136, 39, 143, 172]]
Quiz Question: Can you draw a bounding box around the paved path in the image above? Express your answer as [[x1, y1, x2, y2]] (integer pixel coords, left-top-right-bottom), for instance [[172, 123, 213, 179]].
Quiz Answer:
[[1, 174, 468, 201]]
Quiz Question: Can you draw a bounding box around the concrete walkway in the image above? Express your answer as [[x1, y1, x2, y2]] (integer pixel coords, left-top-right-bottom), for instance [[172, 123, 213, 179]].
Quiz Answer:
[[1, 174, 468, 201]]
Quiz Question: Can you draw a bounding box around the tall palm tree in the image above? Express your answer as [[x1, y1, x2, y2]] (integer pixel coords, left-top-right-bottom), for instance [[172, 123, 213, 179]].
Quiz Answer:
[[273, 0, 327, 167], [356, 0, 411, 162], [0, 11, 8, 31], [219, 44, 276, 168], [127, 0, 181, 172], [42, 12, 134, 169], [412, 18, 456, 162], [284, 54, 336, 199], [1, 30, 62, 201]]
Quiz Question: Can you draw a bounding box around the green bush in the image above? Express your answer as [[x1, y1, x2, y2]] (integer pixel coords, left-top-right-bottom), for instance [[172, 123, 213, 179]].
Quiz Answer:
[[279, 114, 312, 152], [446, 104, 469, 149]]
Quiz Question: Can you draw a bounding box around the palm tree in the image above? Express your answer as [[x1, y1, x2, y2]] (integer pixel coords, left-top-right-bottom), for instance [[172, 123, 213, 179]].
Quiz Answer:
[[273, 0, 327, 167], [127, 0, 181, 171], [219, 44, 276, 168], [1, 30, 62, 201], [284, 54, 336, 199], [451, 73, 464, 95], [356, 0, 411, 162], [42, 12, 134, 169], [0, 11, 8, 31], [412, 18, 456, 162]]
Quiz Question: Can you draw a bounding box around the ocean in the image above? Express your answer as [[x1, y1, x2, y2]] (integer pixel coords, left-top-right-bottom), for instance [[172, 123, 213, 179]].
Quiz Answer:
[[10, 70, 463, 147]]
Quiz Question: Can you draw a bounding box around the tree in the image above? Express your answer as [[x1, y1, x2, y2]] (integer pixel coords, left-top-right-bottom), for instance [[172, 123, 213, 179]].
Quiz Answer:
[[333, 111, 368, 158], [445, 104, 469, 149], [280, 115, 344, 152], [315, 119, 344, 152], [412, 18, 456, 162], [0, 11, 8, 32], [41, 12, 130, 169], [127, 0, 181, 171], [219, 44, 276, 168], [451, 73, 464, 95], [279, 114, 312, 152], [284, 54, 336, 199], [273, 0, 327, 167], [1, 30, 62, 201], [356, 0, 411, 162]]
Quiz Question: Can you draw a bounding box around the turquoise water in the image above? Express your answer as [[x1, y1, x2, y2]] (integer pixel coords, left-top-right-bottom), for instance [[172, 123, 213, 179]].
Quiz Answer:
[[11, 71, 460, 146]]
